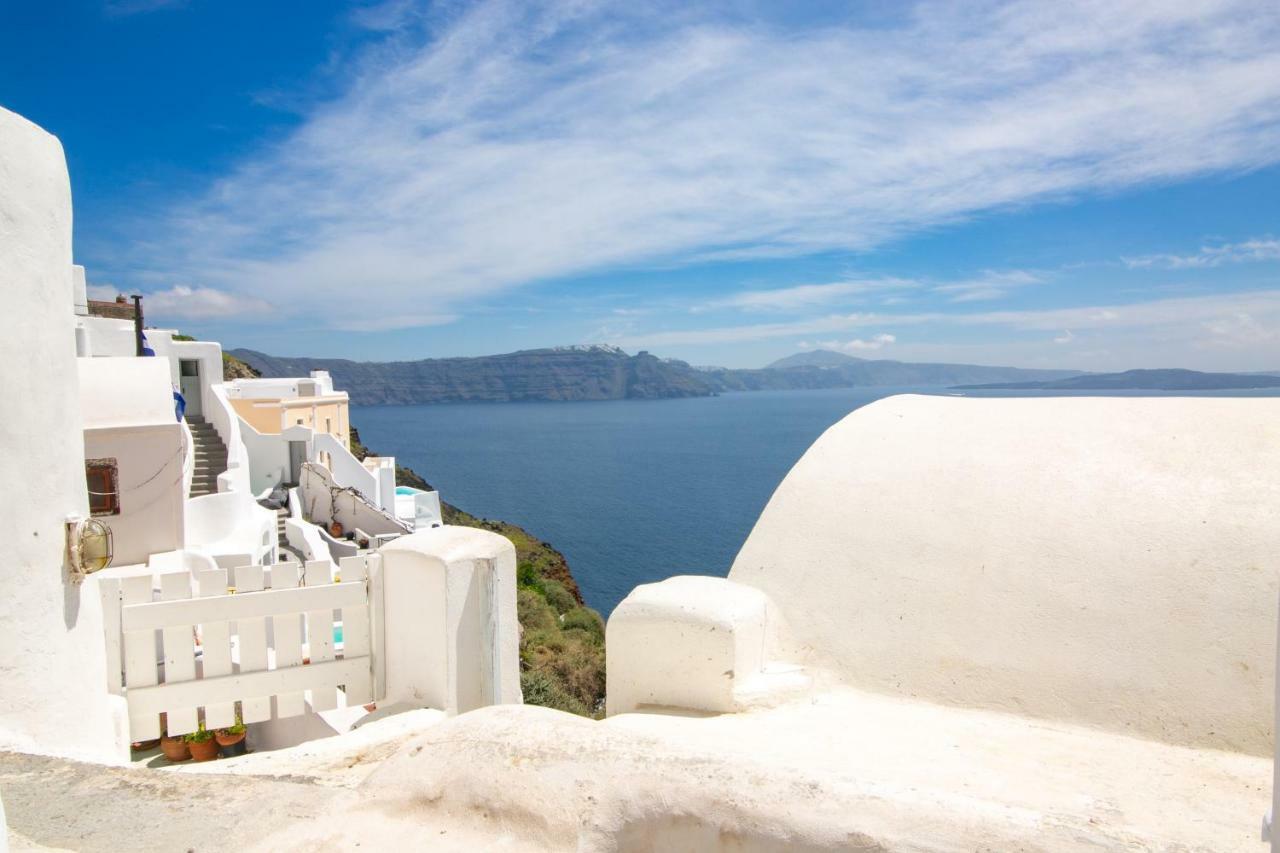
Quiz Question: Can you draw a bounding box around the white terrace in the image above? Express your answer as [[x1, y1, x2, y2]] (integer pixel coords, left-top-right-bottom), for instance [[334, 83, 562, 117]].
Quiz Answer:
[[3, 105, 1279, 852]]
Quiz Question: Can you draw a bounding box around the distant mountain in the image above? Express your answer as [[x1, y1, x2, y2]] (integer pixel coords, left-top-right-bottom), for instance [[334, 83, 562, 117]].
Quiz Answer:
[[728, 349, 1080, 390], [230, 345, 712, 405], [767, 350, 865, 369], [954, 368, 1280, 391], [232, 345, 1092, 404]]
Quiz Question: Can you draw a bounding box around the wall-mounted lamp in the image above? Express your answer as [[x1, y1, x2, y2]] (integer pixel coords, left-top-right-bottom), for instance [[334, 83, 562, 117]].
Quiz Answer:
[[65, 514, 113, 582]]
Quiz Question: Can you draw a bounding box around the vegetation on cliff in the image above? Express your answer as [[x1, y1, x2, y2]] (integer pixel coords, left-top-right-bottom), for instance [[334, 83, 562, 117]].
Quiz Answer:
[[348, 426, 605, 716], [221, 351, 261, 380]]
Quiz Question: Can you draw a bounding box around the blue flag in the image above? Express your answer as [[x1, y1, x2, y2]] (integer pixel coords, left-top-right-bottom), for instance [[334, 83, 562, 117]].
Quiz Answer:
[[141, 331, 156, 357]]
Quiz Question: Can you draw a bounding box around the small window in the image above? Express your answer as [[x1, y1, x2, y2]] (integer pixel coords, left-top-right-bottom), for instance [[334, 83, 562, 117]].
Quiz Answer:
[[86, 458, 120, 517], [325, 417, 332, 435], [179, 360, 199, 378]]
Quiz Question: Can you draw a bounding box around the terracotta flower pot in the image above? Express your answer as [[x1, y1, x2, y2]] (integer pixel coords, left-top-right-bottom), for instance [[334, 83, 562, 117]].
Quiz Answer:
[[187, 738, 219, 762], [214, 730, 245, 748], [217, 732, 247, 757], [160, 735, 190, 762]]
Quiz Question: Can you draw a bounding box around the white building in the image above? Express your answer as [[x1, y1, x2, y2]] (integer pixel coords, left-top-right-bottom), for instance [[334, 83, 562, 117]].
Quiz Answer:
[[0, 106, 516, 770]]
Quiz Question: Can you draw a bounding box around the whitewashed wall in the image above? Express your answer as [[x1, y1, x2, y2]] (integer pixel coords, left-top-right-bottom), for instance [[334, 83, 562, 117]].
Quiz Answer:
[[0, 107, 129, 763], [298, 463, 408, 537], [81, 426, 185, 566], [380, 528, 521, 715], [730, 394, 1280, 756], [240, 418, 291, 494]]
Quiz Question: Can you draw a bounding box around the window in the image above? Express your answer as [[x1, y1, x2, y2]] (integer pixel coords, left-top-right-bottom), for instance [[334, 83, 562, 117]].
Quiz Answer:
[[325, 417, 332, 435], [86, 459, 120, 517]]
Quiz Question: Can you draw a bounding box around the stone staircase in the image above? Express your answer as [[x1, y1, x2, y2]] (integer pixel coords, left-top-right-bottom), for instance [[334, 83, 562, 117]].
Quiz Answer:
[[186, 415, 227, 498]]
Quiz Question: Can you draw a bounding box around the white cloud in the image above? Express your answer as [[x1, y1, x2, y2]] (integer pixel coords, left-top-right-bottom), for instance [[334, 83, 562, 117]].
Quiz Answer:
[[1123, 238, 1280, 269], [1053, 329, 1075, 344], [108, 0, 1280, 327], [707, 278, 918, 312], [819, 333, 897, 352], [86, 284, 121, 301], [1196, 312, 1278, 349], [333, 312, 459, 332], [616, 289, 1280, 349], [140, 285, 271, 320], [932, 270, 1044, 303]]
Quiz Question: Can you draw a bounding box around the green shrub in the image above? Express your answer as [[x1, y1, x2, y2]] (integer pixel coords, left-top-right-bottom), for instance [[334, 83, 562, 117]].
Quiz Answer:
[[542, 637, 605, 716], [561, 607, 605, 644], [517, 588, 558, 632], [516, 562, 545, 596], [521, 669, 588, 716], [541, 579, 576, 615], [183, 721, 213, 743]]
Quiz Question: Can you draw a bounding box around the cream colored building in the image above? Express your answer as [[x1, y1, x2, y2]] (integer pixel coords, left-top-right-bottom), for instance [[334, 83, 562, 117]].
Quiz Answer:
[[228, 374, 350, 449]]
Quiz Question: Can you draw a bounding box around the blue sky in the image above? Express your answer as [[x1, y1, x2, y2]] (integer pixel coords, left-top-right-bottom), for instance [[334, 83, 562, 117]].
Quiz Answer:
[[3, 0, 1279, 370]]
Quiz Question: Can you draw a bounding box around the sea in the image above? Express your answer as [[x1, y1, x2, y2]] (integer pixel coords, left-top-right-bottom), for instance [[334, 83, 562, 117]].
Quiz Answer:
[[354, 386, 1280, 616]]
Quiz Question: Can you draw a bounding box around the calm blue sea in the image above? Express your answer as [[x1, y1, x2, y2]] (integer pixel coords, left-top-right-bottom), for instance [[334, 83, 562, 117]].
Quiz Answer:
[[354, 386, 1280, 616]]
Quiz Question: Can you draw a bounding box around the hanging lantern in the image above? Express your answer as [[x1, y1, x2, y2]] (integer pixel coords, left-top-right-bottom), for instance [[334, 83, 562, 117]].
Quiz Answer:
[[67, 516, 113, 581]]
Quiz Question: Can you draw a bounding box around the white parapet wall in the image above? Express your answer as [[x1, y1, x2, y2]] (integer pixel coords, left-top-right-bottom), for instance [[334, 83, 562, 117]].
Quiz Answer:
[[607, 576, 806, 716], [729, 394, 1280, 755], [379, 528, 522, 715], [0, 107, 129, 763]]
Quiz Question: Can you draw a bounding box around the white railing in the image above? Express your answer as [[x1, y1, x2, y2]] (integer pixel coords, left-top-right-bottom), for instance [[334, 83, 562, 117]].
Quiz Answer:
[[299, 462, 410, 538], [102, 555, 382, 741], [207, 382, 250, 495], [314, 432, 386, 509], [180, 418, 194, 499]]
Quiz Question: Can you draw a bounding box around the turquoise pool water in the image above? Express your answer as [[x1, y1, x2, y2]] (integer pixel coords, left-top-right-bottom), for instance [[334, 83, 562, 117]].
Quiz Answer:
[[395, 486, 422, 496]]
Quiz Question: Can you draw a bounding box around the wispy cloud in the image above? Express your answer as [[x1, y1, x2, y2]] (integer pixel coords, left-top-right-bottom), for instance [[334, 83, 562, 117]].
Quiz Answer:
[[703, 278, 918, 312], [932, 270, 1044, 302], [816, 333, 898, 353], [1196, 312, 1279, 349], [705, 268, 1045, 312], [112, 0, 1280, 329], [139, 285, 272, 320], [1122, 237, 1280, 269], [615, 289, 1280, 348]]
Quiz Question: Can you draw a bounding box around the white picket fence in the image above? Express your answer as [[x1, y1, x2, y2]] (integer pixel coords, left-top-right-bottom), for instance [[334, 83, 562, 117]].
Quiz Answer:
[[101, 554, 384, 741]]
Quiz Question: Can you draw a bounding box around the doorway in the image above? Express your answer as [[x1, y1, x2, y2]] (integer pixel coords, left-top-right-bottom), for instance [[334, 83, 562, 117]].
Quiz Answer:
[[179, 359, 202, 417], [288, 440, 307, 486]]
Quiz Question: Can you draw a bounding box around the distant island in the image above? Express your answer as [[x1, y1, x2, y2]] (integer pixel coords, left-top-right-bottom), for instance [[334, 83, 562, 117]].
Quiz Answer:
[[955, 368, 1280, 391], [230, 346, 1081, 405]]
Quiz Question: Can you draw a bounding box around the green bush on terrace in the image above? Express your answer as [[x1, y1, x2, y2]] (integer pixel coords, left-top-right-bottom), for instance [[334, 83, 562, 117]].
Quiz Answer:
[[518, 562, 606, 717]]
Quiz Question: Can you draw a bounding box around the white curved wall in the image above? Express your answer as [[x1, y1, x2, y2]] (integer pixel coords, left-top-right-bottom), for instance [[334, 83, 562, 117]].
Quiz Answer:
[[730, 394, 1280, 755], [0, 107, 128, 762]]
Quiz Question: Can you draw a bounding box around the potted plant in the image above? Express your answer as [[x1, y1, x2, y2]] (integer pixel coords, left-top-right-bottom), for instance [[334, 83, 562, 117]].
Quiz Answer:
[[184, 721, 218, 762], [158, 712, 190, 762], [160, 730, 190, 762], [215, 715, 247, 757]]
